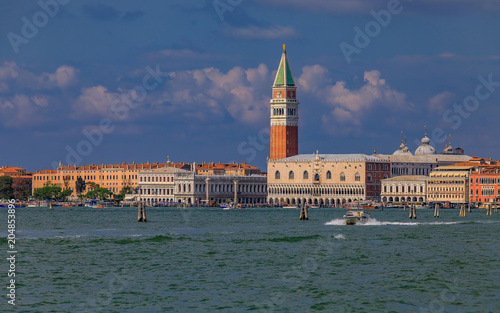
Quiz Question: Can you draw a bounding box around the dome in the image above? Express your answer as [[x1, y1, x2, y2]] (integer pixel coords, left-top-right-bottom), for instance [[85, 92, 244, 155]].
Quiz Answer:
[[414, 135, 436, 155], [393, 133, 413, 155], [393, 143, 413, 156], [453, 147, 464, 155]]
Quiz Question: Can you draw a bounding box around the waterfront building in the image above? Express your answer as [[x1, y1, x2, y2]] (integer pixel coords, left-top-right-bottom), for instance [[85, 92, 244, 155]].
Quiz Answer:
[[138, 168, 267, 205], [137, 166, 185, 204], [269, 45, 299, 160], [32, 162, 191, 195], [267, 153, 390, 206], [381, 176, 427, 203], [426, 157, 497, 205], [426, 171, 469, 205], [0, 166, 30, 178], [469, 164, 500, 205]]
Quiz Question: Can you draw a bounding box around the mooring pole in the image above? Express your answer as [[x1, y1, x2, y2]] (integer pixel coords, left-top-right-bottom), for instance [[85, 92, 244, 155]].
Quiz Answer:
[[434, 203, 439, 218], [299, 203, 308, 220], [409, 203, 416, 219], [138, 202, 147, 222], [459, 204, 466, 217]]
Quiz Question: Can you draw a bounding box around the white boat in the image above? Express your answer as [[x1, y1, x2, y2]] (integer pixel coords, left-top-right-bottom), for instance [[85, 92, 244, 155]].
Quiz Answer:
[[343, 210, 370, 225], [283, 205, 299, 209]]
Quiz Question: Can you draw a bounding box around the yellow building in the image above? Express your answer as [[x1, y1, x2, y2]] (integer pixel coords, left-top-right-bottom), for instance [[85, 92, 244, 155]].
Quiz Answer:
[[427, 171, 469, 204], [31, 162, 190, 195]]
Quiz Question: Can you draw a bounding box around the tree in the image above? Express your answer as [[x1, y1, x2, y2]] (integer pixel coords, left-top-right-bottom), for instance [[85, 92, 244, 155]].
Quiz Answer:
[[34, 186, 62, 200], [86, 181, 100, 191], [114, 186, 133, 201], [63, 175, 71, 190], [60, 189, 73, 201], [75, 176, 86, 195], [85, 187, 112, 201], [12, 177, 32, 200], [0, 176, 14, 199]]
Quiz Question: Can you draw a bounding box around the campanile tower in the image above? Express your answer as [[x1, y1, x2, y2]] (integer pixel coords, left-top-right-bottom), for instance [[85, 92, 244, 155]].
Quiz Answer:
[[269, 45, 299, 160]]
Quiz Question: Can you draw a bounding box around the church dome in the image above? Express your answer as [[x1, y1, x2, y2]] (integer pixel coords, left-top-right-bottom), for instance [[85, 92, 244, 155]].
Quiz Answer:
[[393, 131, 413, 156], [415, 135, 436, 155], [393, 143, 413, 156]]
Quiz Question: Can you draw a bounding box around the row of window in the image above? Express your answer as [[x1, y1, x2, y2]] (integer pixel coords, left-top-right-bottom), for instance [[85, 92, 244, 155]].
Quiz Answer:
[[140, 176, 173, 183], [272, 108, 297, 116], [140, 188, 175, 195], [34, 174, 137, 181], [276, 170, 362, 182], [472, 188, 498, 196], [383, 185, 425, 193], [367, 164, 389, 171], [471, 177, 500, 184]]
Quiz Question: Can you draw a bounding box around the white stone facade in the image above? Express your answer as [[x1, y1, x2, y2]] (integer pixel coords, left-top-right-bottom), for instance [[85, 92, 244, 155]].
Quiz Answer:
[[138, 167, 267, 205], [381, 175, 427, 203]]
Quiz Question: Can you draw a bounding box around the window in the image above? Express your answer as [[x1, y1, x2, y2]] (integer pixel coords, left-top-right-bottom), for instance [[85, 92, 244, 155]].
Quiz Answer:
[[340, 172, 345, 181], [367, 174, 372, 183], [326, 171, 332, 179], [275, 171, 280, 180], [289, 171, 294, 179], [355, 172, 360, 182], [303, 171, 309, 179], [314, 174, 320, 181], [383, 164, 388, 170], [383, 174, 388, 179], [368, 164, 372, 170]]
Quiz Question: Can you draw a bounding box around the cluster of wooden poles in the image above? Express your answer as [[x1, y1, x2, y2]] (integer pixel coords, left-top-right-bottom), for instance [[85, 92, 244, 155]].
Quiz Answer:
[[404, 202, 498, 219]]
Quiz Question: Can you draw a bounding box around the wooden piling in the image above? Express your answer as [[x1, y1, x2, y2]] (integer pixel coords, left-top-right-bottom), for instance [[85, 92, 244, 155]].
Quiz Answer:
[[486, 204, 492, 216], [434, 203, 439, 217], [459, 204, 466, 217], [49, 202, 53, 210], [299, 203, 308, 220], [138, 202, 147, 222], [409, 203, 416, 219], [468, 203, 471, 213]]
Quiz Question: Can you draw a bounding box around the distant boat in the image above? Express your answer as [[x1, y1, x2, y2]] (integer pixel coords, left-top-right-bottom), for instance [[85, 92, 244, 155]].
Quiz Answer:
[[283, 205, 299, 209]]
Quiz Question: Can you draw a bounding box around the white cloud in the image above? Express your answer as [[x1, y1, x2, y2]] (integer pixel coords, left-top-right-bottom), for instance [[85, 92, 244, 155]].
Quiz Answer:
[[298, 66, 412, 133], [70, 64, 273, 125], [0, 61, 79, 91], [428, 91, 455, 113], [223, 25, 300, 39], [72, 86, 120, 117]]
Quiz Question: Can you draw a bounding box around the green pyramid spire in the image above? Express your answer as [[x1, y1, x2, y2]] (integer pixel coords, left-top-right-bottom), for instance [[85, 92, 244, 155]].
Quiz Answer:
[[273, 45, 295, 87]]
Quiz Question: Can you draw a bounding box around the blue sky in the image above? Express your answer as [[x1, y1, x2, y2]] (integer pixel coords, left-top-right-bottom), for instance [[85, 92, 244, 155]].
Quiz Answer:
[[1, 0, 500, 172]]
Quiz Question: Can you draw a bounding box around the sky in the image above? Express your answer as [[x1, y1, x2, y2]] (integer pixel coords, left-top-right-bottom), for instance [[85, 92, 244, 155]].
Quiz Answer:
[[1, 0, 500, 172]]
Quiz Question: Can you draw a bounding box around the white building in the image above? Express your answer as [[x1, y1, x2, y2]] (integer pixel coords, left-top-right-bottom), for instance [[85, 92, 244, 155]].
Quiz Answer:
[[138, 167, 267, 205], [138, 167, 187, 204], [381, 176, 427, 203]]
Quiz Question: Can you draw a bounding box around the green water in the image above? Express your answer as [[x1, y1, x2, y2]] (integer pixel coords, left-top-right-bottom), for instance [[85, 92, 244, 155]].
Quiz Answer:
[[1, 207, 499, 312]]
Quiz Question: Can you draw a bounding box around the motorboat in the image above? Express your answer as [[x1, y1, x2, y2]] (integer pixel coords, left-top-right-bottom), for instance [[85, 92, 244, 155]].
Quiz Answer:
[[343, 210, 370, 225], [283, 205, 299, 209]]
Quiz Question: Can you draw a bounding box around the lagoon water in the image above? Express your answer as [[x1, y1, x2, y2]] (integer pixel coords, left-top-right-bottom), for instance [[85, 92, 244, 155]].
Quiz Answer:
[[2, 207, 500, 312]]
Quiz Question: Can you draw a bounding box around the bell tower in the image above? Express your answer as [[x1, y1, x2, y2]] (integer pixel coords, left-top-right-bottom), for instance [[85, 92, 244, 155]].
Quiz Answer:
[[270, 45, 299, 160]]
